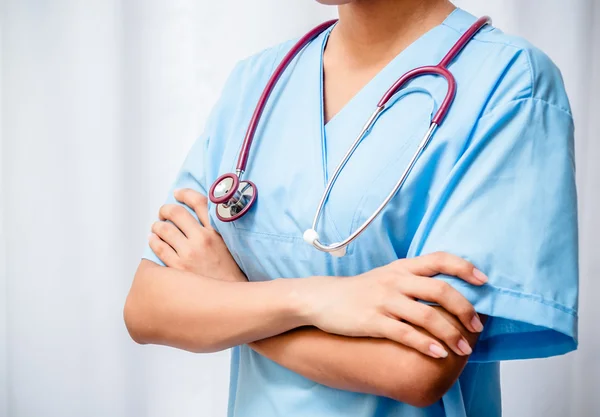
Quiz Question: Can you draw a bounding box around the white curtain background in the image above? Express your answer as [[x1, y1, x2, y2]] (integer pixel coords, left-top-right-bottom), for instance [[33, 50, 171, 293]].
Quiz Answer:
[[1, 1, 598, 416]]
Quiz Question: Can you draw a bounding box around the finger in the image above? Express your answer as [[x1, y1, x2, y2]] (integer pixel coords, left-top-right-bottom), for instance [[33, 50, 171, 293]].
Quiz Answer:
[[159, 204, 200, 238], [174, 188, 211, 229], [148, 233, 179, 267], [151, 220, 187, 253], [402, 252, 488, 285], [400, 276, 484, 334], [376, 319, 449, 359], [388, 299, 473, 356]]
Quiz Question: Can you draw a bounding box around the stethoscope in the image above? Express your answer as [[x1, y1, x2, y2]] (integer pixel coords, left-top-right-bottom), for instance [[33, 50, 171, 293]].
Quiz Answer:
[[209, 16, 491, 257]]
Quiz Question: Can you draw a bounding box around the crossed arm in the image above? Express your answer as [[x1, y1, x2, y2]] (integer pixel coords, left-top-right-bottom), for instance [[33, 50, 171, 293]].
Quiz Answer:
[[124, 189, 487, 407], [249, 310, 483, 406]]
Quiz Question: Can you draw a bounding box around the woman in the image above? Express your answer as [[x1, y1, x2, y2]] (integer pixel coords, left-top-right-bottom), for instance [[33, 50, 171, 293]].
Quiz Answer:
[[124, 1, 578, 416]]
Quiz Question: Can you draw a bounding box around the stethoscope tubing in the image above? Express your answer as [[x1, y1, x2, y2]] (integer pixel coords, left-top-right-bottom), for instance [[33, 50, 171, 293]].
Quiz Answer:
[[306, 123, 437, 256], [236, 19, 338, 174], [306, 16, 491, 255], [208, 19, 337, 220], [209, 15, 492, 253]]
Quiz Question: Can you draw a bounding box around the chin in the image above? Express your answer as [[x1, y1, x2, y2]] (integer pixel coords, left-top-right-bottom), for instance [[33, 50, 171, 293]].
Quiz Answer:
[[316, 0, 353, 4]]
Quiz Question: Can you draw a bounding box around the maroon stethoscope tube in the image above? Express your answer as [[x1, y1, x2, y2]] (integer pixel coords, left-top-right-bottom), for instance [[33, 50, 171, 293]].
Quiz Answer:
[[377, 16, 490, 124], [236, 19, 338, 173]]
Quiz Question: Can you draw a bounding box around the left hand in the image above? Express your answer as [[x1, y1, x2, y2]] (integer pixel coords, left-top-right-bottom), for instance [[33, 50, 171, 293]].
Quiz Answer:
[[149, 188, 247, 282]]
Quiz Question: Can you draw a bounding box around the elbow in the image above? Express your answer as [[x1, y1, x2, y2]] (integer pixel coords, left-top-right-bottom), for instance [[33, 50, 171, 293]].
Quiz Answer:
[[123, 293, 153, 345], [384, 370, 456, 408], [386, 382, 449, 409], [124, 263, 161, 345], [123, 286, 221, 353], [408, 386, 448, 409], [123, 261, 228, 353]]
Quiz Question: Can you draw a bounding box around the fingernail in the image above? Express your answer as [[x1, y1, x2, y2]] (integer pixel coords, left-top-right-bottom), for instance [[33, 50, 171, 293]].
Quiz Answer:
[[472, 268, 488, 284], [429, 344, 448, 359], [471, 315, 484, 332], [458, 339, 472, 355]]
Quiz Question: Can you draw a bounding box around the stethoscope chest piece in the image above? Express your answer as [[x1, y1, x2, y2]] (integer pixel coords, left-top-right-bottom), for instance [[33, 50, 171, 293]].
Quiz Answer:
[[302, 228, 348, 258], [210, 173, 257, 222]]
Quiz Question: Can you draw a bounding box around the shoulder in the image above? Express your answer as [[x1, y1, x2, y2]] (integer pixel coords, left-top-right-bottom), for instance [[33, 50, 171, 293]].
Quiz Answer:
[[466, 24, 572, 115], [204, 38, 297, 135], [221, 38, 297, 100]]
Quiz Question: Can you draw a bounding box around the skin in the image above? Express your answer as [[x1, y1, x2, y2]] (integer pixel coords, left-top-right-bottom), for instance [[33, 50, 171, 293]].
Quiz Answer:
[[321, 0, 456, 123], [124, 0, 488, 408], [317, 0, 353, 5]]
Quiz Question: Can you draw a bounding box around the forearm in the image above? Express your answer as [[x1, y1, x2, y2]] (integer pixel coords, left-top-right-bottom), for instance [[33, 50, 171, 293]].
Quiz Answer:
[[251, 308, 483, 407], [124, 260, 308, 353]]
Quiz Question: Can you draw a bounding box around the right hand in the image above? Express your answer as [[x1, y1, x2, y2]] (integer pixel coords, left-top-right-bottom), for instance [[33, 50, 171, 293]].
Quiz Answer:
[[150, 189, 247, 283], [303, 252, 487, 359]]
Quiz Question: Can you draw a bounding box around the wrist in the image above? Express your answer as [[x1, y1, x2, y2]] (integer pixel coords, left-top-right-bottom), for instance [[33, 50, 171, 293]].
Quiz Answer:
[[274, 275, 330, 328]]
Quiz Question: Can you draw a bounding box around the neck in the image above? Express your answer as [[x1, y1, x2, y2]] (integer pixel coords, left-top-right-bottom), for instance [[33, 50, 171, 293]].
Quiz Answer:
[[333, 0, 456, 66]]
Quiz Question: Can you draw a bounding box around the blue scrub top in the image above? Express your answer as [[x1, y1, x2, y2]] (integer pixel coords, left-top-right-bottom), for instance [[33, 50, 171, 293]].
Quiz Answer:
[[143, 8, 578, 417]]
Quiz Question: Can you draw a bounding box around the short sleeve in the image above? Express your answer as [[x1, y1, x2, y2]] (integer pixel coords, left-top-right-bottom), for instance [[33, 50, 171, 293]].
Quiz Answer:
[[142, 62, 244, 266], [141, 131, 211, 266], [408, 98, 578, 362]]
